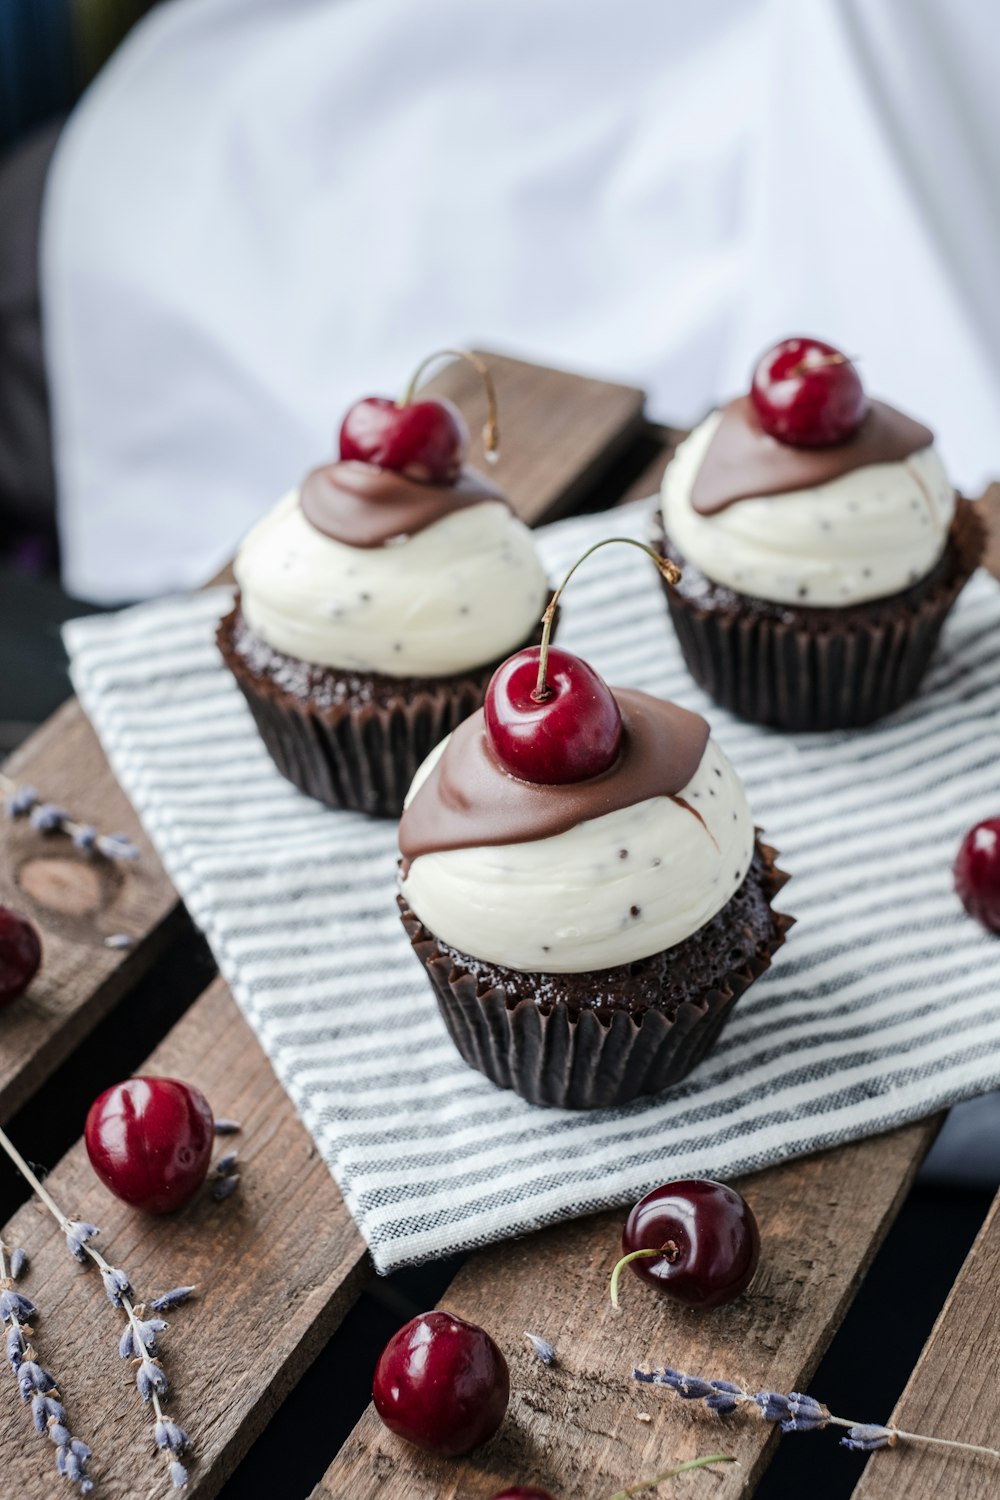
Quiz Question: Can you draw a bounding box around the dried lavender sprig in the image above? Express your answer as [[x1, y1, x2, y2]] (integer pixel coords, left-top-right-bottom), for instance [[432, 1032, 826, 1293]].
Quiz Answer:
[[0, 1238, 94, 1493], [0, 1124, 192, 1490], [634, 1365, 1000, 1463], [608, 1452, 735, 1499], [147, 1287, 196, 1313], [1, 772, 139, 863], [523, 1331, 556, 1366]]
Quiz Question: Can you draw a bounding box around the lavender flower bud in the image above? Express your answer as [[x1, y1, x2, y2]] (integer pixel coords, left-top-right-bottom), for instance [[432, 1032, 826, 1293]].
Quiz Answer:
[[30, 803, 67, 833], [660, 1368, 715, 1399], [135, 1318, 168, 1355], [48, 1419, 72, 1447], [841, 1424, 897, 1452], [212, 1151, 239, 1178], [523, 1331, 556, 1366], [63, 1449, 87, 1482], [213, 1119, 241, 1135], [148, 1286, 196, 1312], [755, 1391, 793, 1423], [779, 1392, 830, 1433], [212, 1172, 240, 1202], [64, 1222, 99, 1263], [104, 932, 133, 950], [136, 1358, 169, 1402], [17, 1360, 55, 1399], [119, 1326, 136, 1360], [100, 1267, 131, 1307], [55, 1443, 68, 1473], [155, 1418, 190, 1453], [31, 1392, 49, 1432], [5, 784, 38, 817], [6, 1324, 23, 1371], [98, 832, 140, 861], [70, 1439, 92, 1461], [706, 1379, 744, 1415], [72, 825, 97, 852], [9, 1247, 27, 1280], [170, 1460, 189, 1488], [0, 1288, 36, 1322]]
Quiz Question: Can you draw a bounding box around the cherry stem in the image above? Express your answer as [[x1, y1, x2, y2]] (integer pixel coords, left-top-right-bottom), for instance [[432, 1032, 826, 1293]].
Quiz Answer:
[[608, 1453, 736, 1499], [609, 1247, 667, 1309], [399, 348, 501, 464], [533, 537, 682, 703]]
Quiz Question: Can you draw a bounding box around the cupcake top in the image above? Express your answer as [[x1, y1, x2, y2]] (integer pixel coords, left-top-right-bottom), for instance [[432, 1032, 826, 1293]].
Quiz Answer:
[[661, 338, 955, 607], [399, 684, 755, 974]]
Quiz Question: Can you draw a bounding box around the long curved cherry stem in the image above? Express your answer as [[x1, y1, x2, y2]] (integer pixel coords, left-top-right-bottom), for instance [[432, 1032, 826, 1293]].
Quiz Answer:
[[533, 537, 682, 703], [608, 1453, 736, 1499], [609, 1247, 665, 1309], [399, 348, 501, 464]]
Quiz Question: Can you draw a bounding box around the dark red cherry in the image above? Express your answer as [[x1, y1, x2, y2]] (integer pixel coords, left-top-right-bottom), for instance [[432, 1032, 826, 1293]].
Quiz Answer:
[[339, 395, 468, 483], [954, 818, 1000, 934], [372, 1310, 509, 1457], [619, 1179, 759, 1309], [751, 336, 868, 448], [484, 646, 622, 785], [85, 1077, 215, 1213], [0, 906, 42, 1007]]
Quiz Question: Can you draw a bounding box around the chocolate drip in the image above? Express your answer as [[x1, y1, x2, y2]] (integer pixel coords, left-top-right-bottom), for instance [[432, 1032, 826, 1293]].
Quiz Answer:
[[299, 460, 508, 547], [691, 396, 934, 515], [399, 689, 709, 866]]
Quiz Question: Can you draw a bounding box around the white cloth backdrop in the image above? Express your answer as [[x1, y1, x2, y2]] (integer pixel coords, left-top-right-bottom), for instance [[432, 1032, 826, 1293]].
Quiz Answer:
[[43, 0, 1000, 603]]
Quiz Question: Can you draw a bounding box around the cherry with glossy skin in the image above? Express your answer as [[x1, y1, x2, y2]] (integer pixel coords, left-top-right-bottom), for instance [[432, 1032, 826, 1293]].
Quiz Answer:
[[613, 1179, 760, 1310], [85, 1077, 215, 1213], [954, 818, 1000, 934], [0, 907, 42, 1007], [485, 645, 622, 785], [751, 336, 868, 448], [372, 1310, 509, 1457]]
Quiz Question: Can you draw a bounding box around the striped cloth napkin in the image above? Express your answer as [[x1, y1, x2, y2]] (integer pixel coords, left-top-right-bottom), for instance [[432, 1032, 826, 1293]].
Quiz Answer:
[[64, 501, 1000, 1273]]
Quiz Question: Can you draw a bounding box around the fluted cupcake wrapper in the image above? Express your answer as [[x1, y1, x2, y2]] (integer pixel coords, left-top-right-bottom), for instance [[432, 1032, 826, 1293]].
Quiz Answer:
[[653, 498, 985, 732], [217, 605, 548, 817], [399, 840, 792, 1110]]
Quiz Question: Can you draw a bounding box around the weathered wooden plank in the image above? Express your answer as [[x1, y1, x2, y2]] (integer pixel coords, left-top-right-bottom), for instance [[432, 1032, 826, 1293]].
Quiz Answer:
[[849, 1186, 1000, 1500], [0, 699, 179, 1121], [314, 1118, 940, 1499], [0, 976, 368, 1500]]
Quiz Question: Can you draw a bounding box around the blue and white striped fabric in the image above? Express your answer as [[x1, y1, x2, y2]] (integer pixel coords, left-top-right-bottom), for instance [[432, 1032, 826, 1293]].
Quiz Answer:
[[64, 500, 1000, 1272]]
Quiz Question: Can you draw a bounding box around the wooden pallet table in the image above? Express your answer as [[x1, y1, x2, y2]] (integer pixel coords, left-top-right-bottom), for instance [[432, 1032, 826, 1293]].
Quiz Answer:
[[1, 354, 997, 1500]]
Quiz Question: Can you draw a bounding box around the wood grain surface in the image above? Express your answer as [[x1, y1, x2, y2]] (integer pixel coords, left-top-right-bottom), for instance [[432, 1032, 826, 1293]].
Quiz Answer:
[[314, 1119, 940, 1500], [849, 1186, 1000, 1500], [0, 977, 367, 1500]]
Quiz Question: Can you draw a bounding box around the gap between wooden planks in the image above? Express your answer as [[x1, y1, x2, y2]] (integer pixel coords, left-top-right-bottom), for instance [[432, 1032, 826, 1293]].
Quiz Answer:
[[849, 1185, 1000, 1500], [0, 353, 648, 1129], [314, 1119, 940, 1500], [0, 977, 368, 1500]]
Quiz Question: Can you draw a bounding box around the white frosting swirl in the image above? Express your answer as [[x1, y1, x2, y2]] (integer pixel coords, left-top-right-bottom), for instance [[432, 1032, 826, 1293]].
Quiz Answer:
[[235, 492, 549, 676], [400, 735, 755, 974], [660, 411, 955, 607]]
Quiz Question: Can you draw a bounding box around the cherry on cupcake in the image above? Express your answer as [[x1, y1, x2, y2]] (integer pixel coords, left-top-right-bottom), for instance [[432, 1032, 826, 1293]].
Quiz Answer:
[[611, 1179, 760, 1310], [484, 537, 681, 785], [0, 906, 42, 1007], [339, 348, 500, 483], [372, 1310, 509, 1456], [954, 818, 1000, 934], [85, 1077, 215, 1213], [751, 336, 868, 448]]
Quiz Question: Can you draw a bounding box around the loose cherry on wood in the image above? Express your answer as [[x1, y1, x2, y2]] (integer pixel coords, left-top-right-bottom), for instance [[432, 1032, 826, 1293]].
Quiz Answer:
[[954, 817, 1000, 934], [750, 336, 868, 448], [0, 907, 42, 1007], [372, 1310, 509, 1457], [613, 1179, 760, 1310], [85, 1077, 215, 1213]]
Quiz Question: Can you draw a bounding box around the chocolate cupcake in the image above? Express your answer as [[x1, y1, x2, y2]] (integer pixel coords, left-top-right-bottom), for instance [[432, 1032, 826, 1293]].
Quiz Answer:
[[396, 603, 791, 1108], [217, 353, 550, 816], [655, 337, 984, 731]]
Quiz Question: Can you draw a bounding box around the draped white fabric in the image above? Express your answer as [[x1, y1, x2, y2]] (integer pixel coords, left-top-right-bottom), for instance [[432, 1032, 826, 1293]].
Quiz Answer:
[[43, 0, 1000, 603]]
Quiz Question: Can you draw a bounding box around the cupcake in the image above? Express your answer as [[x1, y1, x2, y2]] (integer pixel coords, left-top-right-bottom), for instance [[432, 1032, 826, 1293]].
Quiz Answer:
[[655, 336, 984, 731], [217, 351, 551, 815], [397, 543, 791, 1109]]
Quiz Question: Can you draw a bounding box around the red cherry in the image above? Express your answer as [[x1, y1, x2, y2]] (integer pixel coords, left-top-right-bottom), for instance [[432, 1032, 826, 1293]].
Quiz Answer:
[[954, 818, 1000, 934], [85, 1077, 215, 1213], [372, 1310, 509, 1457], [750, 336, 868, 448], [484, 646, 622, 785], [617, 1179, 760, 1310], [0, 907, 42, 1007], [339, 395, 468, 483]]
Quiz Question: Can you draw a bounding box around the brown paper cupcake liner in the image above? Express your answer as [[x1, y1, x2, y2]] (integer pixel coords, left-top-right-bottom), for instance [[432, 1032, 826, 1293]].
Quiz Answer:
[[399, 840, 792, 1109], [217, 603, 549, 817], [652, 498, 985, 731]]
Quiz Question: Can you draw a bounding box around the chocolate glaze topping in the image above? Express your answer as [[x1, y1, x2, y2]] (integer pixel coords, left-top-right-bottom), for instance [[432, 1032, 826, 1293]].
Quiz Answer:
[[399, 688, 710, 867], [299, 460, 508, 547], [691, 396, 934, 515]]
